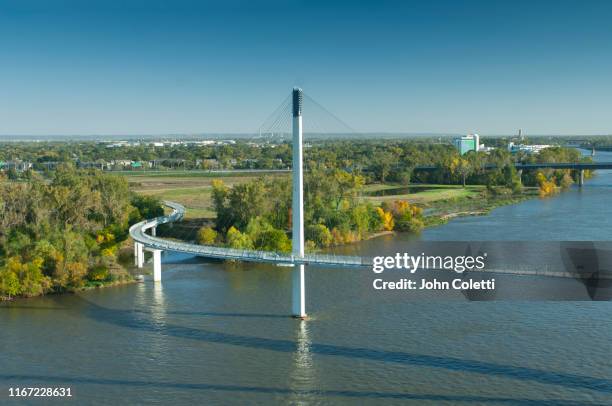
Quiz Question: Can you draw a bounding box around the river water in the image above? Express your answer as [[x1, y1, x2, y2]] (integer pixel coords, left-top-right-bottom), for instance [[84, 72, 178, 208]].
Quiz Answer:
[[1, 150, 612, 404]]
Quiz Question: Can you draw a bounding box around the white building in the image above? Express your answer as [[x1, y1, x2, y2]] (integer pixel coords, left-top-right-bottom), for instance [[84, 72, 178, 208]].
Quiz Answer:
[[508, 142, 552, 154]]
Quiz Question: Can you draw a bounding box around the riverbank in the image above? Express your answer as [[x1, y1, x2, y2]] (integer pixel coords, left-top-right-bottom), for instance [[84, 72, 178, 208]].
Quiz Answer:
[[151, 184, 541, 251], [0, 243, 139, 302], [425, 189, 539, 225], [363, 183, 541, 229], [0, 276, 136, 302]]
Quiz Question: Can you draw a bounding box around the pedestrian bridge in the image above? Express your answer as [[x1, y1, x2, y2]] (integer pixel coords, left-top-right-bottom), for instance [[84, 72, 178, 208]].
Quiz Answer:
[[129, 201, 370, 281]]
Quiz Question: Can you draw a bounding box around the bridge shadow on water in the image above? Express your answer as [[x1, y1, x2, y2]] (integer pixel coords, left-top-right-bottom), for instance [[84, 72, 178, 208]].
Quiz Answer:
[[133, 309, 288, 319], [47, 295, 612, 397], [0, 374, 608, 405]]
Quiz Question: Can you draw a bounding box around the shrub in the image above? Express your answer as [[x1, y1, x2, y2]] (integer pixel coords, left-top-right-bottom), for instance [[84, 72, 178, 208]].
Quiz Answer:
[[376, 207, 394, 231], [536, 172, 557, 197], [88, 265, 110, 282], [245, 217, 291, 252], [306, 224, 333, 248], [226, 226, 254, 250], [197, 226, 218, 245]]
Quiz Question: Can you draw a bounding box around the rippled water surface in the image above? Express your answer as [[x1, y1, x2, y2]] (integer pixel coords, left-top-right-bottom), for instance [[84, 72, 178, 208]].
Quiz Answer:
[[2, 150, 612, 404]]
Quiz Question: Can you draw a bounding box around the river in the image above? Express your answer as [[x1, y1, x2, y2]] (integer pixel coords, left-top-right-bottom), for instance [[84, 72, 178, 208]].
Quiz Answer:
[[421, 149, 612, 241], [1, 150, 611, 404]]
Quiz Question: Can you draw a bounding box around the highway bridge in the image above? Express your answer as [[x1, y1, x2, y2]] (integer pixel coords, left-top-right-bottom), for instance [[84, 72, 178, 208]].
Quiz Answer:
[[413, 161, 612, 186], [413, 161, 612, 171]]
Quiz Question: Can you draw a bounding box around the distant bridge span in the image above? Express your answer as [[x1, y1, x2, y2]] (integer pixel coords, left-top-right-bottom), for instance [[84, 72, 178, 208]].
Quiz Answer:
[[412, 161, 612, 186], [413, 161, 612, 172]]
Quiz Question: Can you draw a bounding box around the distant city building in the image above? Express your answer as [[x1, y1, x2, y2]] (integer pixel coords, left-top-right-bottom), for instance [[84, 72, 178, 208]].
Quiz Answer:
[[453, 133, 481, 155], [0, 160, 33, 171], [77, 160, 110, 170], [111, 159, 134, 168], [507, 142, 552, 154]]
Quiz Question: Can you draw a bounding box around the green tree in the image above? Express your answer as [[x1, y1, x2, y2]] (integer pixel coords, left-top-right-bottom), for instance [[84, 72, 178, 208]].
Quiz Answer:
[[226, 226, 254, 250], [130, 195, 164, 222], [246, 217, 291, 252], [306, 224, 333, 248], [0, 267, 20, 299]]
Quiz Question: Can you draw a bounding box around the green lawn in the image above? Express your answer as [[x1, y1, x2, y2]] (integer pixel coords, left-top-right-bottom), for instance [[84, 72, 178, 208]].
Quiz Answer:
[[121, 170, 287, 179], [362, 183, 484, 205], [139, 187, 215, 218]]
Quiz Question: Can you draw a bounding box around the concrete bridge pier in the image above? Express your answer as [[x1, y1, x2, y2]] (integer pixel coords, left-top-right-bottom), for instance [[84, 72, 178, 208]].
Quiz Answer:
[[134, 242, 139, 266], [135, 242, 144, 268], [292, 264, 306, 318], [152, 249, 162, 282], [517, 169, 523, 185], [151, 226, 156, 237], [579, 169, 585, 187]]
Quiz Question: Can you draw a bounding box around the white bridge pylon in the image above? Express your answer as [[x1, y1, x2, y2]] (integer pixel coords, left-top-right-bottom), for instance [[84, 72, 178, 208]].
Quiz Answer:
[[291, 88, 306, 318]]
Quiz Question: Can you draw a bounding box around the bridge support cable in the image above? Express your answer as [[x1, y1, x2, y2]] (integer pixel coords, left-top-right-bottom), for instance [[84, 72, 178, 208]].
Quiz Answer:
[[302, 92, 359, 138], [257, 94, 291, 139], [257, 94, 293, 139]]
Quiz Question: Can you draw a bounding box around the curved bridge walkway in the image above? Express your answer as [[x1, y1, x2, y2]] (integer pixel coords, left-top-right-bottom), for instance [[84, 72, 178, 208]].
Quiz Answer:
[[129, 201, 370, 281]]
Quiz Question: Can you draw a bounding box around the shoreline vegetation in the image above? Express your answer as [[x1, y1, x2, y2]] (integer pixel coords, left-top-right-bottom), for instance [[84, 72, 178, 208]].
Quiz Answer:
[[0, 139, 594, 300], [0, 166, 164, 301]]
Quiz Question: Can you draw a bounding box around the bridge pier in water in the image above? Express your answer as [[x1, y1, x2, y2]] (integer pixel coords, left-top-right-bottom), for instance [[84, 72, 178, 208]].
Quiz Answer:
[[134, 242, 144, 268], [152, 249, 162, 282], [579, 169, 585, 187], [291, 87, 307, 319]]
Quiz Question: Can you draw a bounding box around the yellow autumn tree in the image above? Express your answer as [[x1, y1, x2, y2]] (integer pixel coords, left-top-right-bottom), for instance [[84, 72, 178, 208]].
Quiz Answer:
[[376, 207, 395, 231], [536, 172, 557, 197]]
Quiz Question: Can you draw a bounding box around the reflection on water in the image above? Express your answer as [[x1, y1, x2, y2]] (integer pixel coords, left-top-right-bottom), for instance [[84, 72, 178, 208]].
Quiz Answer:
[[2, 255, 612, 404], [289, 320, 315, 405], [1, 150, 612, 404], [152, 282, 166, 326]]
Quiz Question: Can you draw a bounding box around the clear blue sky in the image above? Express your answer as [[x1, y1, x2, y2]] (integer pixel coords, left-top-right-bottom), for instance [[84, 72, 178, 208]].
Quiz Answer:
[[0, 0, 611, 136]]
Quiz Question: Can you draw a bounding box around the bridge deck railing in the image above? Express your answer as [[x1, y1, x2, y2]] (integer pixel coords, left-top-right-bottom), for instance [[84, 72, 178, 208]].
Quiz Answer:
[[129, 201, 370, 267]]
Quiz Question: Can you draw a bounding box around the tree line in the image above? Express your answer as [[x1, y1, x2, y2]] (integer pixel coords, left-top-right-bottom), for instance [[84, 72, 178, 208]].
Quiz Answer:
[[197, 165, 425, 252], [0, 165, 162, 300]]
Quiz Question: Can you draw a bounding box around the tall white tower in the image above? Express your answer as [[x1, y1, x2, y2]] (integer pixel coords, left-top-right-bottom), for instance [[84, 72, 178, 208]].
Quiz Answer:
[[291, 88, 306, 318]]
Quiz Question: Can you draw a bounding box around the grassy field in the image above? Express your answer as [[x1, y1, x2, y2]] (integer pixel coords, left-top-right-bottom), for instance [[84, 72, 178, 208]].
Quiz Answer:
[[130, 175, 497, 220], [121, 169, 289, 177], [130, 172, 288, 219], [362, 182, 540, 221], [362, 183, 484, 205]]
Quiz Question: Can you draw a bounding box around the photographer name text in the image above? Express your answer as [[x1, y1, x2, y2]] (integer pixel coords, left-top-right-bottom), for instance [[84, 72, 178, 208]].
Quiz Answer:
[[372, 252, 495, 291]]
